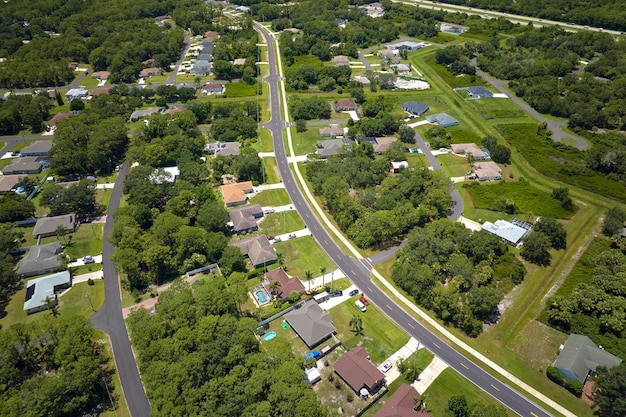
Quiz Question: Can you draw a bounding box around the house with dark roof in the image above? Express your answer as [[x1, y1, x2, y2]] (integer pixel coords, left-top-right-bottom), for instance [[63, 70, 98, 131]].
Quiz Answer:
[[16, 242, 64, 278], [264, 268, 305, 298], [554, 334, 622, 383], [319, 124, 344, 138], [33, 214, 77, 238], [316, 138, 353, 158], [2, 157, 44, 175], [455, 86, 493, 99], [230, 235, 276, 268], [334, 98, 358, 112], [425, 112, 459, 128], [220, 181, 254, 207], [375, 384, 431, 417], [20, 140, 53, 157], [334, 347, 386, 395], [228, 204, 264, 234], [402, 101, 429, 117], [23, 270, 72, 314], [0, 175, 24, 193], [284, 300, 336, 348]]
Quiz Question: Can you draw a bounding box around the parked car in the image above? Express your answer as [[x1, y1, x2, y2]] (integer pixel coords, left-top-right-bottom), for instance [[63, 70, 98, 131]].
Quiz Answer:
[[330, 290, 343, 297], [355, 300, 367, 312], [381, 360, 393, 373], [267, 236, 275, 241], [349, 289, 359, 297], [288, 233, 296, 239], [263, 209, 275, 214], [274, 237, 282, 242], [83, 255, 95, 264], [359, 296, 369, 306]]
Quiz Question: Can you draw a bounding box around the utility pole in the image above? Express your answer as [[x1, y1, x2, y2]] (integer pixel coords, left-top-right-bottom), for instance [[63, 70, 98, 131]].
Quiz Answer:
[[85, 293, 95, 312]]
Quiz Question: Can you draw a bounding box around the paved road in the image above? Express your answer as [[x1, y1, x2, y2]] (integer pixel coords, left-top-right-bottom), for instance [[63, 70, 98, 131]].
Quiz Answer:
[[166, 31, 191, 84], [89, 164, 151, 417], [0, 135, 50, 156], [257, 22, 553, 417]]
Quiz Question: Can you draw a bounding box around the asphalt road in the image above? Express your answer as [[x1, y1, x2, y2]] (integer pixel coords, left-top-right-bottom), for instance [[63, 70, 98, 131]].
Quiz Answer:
[[257, 23, 553, 417], [89, 164, 151, 417]]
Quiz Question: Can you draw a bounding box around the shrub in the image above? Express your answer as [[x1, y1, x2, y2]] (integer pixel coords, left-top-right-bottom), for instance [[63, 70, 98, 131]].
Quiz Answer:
[[87, 278, 95, 286], [546, 366, 582, 397], [334, 380, 341, 389], [346, 392, 354, 402]]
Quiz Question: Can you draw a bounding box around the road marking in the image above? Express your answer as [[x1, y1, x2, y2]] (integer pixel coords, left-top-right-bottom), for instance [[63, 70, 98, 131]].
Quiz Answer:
[[460, 363, 469, 369], [386, 304, 392, 310], [530, 413, 539, 417], [432, 342, 441, 349], [490, 384, 500, 392], [408, 323, 415, 329], [351, 269, 357, 275], [367, 286, 373, 292]]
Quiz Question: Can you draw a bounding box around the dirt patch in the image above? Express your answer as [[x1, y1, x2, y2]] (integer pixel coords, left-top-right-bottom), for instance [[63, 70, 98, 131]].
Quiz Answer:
[[509, 320, 567, 373]]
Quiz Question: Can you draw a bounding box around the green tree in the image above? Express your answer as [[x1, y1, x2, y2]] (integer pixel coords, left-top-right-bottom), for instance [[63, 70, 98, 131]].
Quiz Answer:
[[448, 395, 469, 417], [399, 126, 416, 144], [349, 314, 363, 334], [295, 119, 307, 133], [534, 217, 567, 250], [595, 362, 626, 417], [603, 207, 626, 236], [521, 232, 552, 266]]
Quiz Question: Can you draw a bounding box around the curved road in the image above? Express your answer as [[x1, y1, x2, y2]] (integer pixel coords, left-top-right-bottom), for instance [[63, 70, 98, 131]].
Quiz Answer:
[[89, 165, 151, 417], [257, 23, 553, 417]]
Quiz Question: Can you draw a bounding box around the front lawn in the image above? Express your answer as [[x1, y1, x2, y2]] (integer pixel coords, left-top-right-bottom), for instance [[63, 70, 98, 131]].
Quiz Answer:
[[262, 157, 281, 184], [272, 236, 336, 280], [328, 300, 410, 364], [259, 210, 304, 236], [291, 126, 325, 156], [437, 154, 472, 177], [224, 82, 257, 97], [249, 188, 291, 207], [64, 223, 104, 258]]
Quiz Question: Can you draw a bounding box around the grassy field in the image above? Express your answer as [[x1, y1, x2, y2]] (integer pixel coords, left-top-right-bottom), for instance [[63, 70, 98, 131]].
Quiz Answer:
[[79, 76, 100, 86], [328, 300, 410, 364], [469, 98, 527, 120], [423, 54, 488, 89], [447, 127, 483, 145], [259, 210, 304, 236], [262, 157, 281, 184], [291, 126, 325, 156], [273, 236, 336, 280], [437, 154, 472, 177], [465, 180, 575, 219], [225, 82, 257, 97], [255, 128, 274, 152], [64, 223, 104, 258], [249, 188, 291, 207]]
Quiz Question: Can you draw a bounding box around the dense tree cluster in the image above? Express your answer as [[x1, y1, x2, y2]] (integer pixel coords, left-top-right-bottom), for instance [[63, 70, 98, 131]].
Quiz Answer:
[[0, 316, 109, 416], [0, 224, 24, 321], [284, 61, 352, 91], [435, 45, 476, 76], [0, 93, 53, 134], [212, 27, 259, 82], [289, 96, 331, 120], [594, 362, 626, 417], [520, 217, 567, 266], [602, 207, 626, 237], [546, 249, 626, 359], [40, 180, 100, 220], [307, 144, 452, 248], [447, 394, 507, 417], [392, 220, 525, 336], [211, 147, 264, 184], [0, 193, 36, 223], [127, 280, 326, 417], [481, 135, 511, 164]]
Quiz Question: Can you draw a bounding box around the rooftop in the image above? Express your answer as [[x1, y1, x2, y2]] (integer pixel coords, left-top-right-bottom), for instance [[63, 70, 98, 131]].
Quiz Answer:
[[316, 138, 353, 158], [21, 140, 53, 155], [425, 112, 459, 127], [0, 175, 23, 192], [230, 235, 275, 267], [264, 268, 305, 298], [375, 384, 430, 417], [334, 347, 385, 394], [2, 157, 44, 175], [33, 213, 76, 237], [402, 101, 429, 116], [451, 143, 486, 159], [482, 219, 527, 245], [285, 301, 335, 348], [149, 166, 179, 184], [16, 242, 64, 277], [220, 181, 254, 205], [554, 334, 622, 383], [23, 271, 71, 312], [228, 204, 263, 232]]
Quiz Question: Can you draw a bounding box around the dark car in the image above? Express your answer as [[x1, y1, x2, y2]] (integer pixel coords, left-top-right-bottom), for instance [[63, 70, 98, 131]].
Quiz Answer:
[[330, 290, 343, 297], [349, 289, 359, 297], [359, 296, 369, 306]]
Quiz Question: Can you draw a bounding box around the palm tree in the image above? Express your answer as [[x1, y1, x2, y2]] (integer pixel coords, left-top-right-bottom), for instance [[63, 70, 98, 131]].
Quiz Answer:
[[269, 280, 281, 298], [45, 296, 59, 317], [319, 266, 326, 288], [305, 270, 313, 292], [276, 252, 285, 267], [349, 314, 363, 334]]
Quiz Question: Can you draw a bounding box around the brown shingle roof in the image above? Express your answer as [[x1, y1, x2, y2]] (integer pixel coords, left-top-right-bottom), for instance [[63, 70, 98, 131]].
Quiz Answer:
[[334, 347, 385, 394], [334, 98, 357, 112], [374, 384, 431, 417], [220, 181, 253, 206], [0, 175, 23, 193], [47, 112, 71, 127], [264, 268, 304, 297], [228, 204, 263, 232], [230, 235, 276, 267]]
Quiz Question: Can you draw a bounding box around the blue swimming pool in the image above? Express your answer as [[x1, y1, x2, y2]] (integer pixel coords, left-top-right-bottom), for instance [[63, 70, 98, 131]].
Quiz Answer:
[[255, 289, 269, 304], [264, 331, 276, 341]]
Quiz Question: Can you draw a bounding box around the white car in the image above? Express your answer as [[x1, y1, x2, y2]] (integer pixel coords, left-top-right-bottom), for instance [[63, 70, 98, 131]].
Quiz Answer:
[[381, 360, 393, 373], [355, 300, 367, 312]]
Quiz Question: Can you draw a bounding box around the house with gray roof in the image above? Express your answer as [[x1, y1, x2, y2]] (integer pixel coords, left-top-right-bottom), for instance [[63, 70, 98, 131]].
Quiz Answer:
[[473, 161, 502, 181], [228, 204, 263, 234], [16, 242, 64, 278], [2, 157, 44, 175], [230, 235, 276, 268], [33, 213, 77, 238], [402, 101, 429, 116], [285, 300, 336, 348], [65, 88, 89, 101], [316, 138, 353, 158], [425, 112, 459, 128], [130, 107, 161, 121], [20, 140, 53, 157], [454, 86, 493, 99], [387, 41, 423, 51], [191, 59, 211, 76], [554, 334, 622, 383], [481, 219, 529, 246], [207, 141, 241, 156], [319, 124, 344, 138], [0, 175, 23, 193], [23, 270, 71, 314], [391, 63, 411, 75]]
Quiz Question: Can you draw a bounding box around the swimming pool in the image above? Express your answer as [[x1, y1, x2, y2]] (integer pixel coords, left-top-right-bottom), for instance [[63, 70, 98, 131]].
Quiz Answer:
[[255, 289, 269, 304], [264, 331, 276, 341]]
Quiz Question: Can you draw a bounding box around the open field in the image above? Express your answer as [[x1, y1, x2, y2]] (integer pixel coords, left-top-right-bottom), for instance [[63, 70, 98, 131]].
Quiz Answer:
[[468, 98, 527, 120], [437, 154, 471, 177], [291, 126, 326, 156], [249, 188, 291, 207], [258, 210, 304, 236], [224, 82, 257, 97], [272, 236, 336, 281]]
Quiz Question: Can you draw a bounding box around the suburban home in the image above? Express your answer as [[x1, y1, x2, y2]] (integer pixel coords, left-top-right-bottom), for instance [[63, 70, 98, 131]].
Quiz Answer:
[[425, 113, 459, 128], [319, 124, 344, 138], [554, 334, 622, 383], [334, 347, 386, 395], [20, 140, 53, 157], [191, 60, 211, 76], [353, 75, 371, 86], [334, 98, 358, 112], [454, 86, 493, 99], [220, 181, 254, 207], [202, 83, 226, 95], [16, 242, 65, 278], [233, 58, 246, 66], [47, 111, 71, 128], [236, 5, 250, 12], [0, 175, 23, 194], [374, 384, 431, 417], [284, 300, 336, 348], [316, 138, 353, 159], [91, 71, 110, 80], [230, 235, 276, 268], [390, 161, 409, 174], [65, 88, 89, 101], [359, 137, 398, 154], [334, 18, 347, 27], [90, 87, 112, 97], [473, 161, 502, 181], [387, 41, 423, 52], [33, 213, 77, 238], [402, 101, 429, 117], [203, 30, 220, 42], [129, 108, 161, 121], [2, 157, 44, 175], [391, 63, 411, 75], [332, 55, 350, 66], [164, 107, 184, 116], [207, 141, 241, 157], [481, 219, 529, 246], [451, 143, 487, 160], [140, 67, 161, 78], [23, 270, 72, 314], [200, 42, 214, 55], [149, 166, 180, 184], [264, 268, 305, 298], [378, 49, 396, 59], [197, 53, 213, 62], [228, 204, 264, 234], [440, 22, 468, 34], [359, 2, 384, 18]]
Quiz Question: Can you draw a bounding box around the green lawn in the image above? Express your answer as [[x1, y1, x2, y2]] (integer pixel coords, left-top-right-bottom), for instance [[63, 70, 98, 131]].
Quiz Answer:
[[249, 188, 291, 207], [255, 128, 274, 152], [447, 127, 483, 145], [79, 76, 100, 86], [437, 154, 472, 177], [259, 210, 304, 236], [424, 368, 516, 417], [225, 82, 257, 97], [64, 223, 104, 258], [469, 98, 527, 120], [423, 54, 488, 89], [329, 301, 409, 364], [262, 157, 281, 184], [291, 126, 324, 156], [97, 188, 113, 212], [272, 236, 336, 280]]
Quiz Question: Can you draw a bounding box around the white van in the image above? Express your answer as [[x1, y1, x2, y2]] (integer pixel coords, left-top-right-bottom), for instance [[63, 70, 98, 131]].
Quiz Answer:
[[355, 300, 367, 312]]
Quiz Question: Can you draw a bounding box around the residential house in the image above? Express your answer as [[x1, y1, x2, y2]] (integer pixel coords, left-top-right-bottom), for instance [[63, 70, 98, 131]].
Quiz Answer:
[[473, 161, 502, 181], [387, 41, 422, 52], [440, 22, 468, 34], [378, 49, 396, 59], [33, 214, 77, 238], [23, 271, 72, 314], [334, 347, 386, 395], [140, 67, 162, 78], [554, 334, 622, 383], [164, 107, 184, 116], [2, 157, 44, 175], [374, 384, 431, 417], [316, 138, 353, 158], [91, 71, 111, 80], [65, 88, 89, 101], [334, 18, 347, 28], [391, 63, 411, 75], [359, 2, 384, 18], [353, 75, 371, 86], [90, 87, 112, 97], [371, 137, 397, 154], [451, 143, 487, 160], [197, 53, 213, 62], [203, 31, 220, 42], [233, 58, 246, 66], [129, 107, 161, 121], [16, 242, 64, 278], [47, 111, 71, 128], [481, 219, 529, 246], [402, 101, 429, 117], [390, 161, 409, 173], [191, 60, 211, 76], [228, 204, 264, 234], [264, 268, 305, 298], [202, 83, 226, 95], [20, 140, 53, 157], [334, 98, 358, 112], [319, 124, 344, 138], [425, 112, 459, 128], [284, 300, 336, 348], [0, 175, 23, 194], [455, 86, 493, 99], [220, 181, 254, 207], [332, 55, 350, 66], [149, 166, 180, 184], [230, 235, 276, 268], [207, 141, 241, 157]]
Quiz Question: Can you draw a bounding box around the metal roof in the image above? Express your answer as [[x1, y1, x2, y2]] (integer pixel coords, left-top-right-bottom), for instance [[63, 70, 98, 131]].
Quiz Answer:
[[23, 270, 71, 311], [481, 219, 527, 245]]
